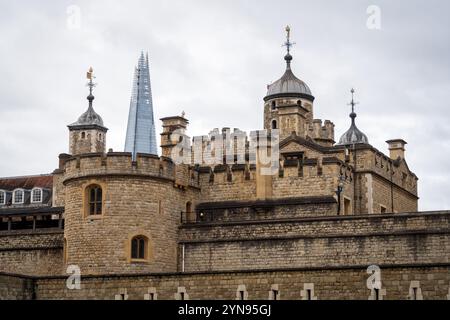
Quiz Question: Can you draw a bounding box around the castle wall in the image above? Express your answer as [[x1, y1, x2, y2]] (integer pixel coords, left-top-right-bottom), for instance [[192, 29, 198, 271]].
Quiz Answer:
[[0, 231, 64, 276], [0, 274, 34, 300], [198, 169, 257, 202], [179, 212, 450, 272], [1, 265, 448, 300]]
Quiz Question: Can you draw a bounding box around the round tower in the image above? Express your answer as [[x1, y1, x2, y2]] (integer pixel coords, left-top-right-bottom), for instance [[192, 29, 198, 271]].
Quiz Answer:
[[63, 69, 199, 275]]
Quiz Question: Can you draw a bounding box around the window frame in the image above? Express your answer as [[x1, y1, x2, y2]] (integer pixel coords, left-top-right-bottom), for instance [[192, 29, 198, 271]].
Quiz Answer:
[[0, 190, 5, 205], [130, 235, 149, 263], [31, 188, 43, 204], [83, 183, 105, 218], [12, 189, 25, 205]]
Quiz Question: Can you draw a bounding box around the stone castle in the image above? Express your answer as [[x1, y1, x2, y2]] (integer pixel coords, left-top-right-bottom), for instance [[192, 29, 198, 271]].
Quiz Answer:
[[1, 27, 449, 300]]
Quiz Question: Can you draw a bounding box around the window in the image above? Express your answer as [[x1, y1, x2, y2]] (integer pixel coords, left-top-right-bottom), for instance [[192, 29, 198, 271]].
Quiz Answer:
[[31, 188, 42, 203], [344, 198, 351, 215], [81, 132, 86, 139], [306, 289, 312, 300], [380, 205, 387, 214], [13, 189, 24, 204], [271, 101, 276, 110], [186, 201, 192, 213], [131, 236, 148, 260], [272, 120, 277, 129], [87, 185, 102, 215], [0, 191, 5, 205]]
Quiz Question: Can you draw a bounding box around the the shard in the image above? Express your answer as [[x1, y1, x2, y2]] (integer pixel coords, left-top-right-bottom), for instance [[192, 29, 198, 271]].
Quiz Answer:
[[124, 52, 158, 157]]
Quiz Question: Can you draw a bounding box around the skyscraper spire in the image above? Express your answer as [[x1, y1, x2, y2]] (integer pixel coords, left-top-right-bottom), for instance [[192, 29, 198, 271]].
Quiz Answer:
[[124, 52, 158, 158]]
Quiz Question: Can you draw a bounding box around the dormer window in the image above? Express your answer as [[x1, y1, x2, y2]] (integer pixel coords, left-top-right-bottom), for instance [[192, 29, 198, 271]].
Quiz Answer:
[[13, 189, 24, 204], [31, 188, 43, 203], [0, 190, 5, 205]]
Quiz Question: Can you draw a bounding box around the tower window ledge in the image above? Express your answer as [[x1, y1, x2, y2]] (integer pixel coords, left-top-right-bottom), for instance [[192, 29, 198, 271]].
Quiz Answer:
[[130, 259, 150, 264]]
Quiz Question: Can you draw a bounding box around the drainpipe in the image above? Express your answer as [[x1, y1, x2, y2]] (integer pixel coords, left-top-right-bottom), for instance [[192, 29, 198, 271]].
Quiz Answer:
[[390, 162, 394, 213], [181, 244, 185, 273]]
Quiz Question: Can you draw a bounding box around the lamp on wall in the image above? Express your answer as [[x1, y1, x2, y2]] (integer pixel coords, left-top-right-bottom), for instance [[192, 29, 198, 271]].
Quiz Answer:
[[336, 175, 346, 215]]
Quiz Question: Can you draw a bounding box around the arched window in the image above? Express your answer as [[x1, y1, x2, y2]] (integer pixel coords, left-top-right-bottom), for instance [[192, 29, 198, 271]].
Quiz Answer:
[[0, 190, 5, 205], [31, 188, 42, 203], [13, 189, 24, 204], [131, 236, 148, 260], [87, 185, 102, 215], [272, 120, 278, 129], [81, 132, 86, 139]]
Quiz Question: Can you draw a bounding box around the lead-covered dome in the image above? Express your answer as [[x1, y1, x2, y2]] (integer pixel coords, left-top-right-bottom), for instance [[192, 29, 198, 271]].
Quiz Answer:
[[68, 94, 106, 129], [265, 53, 313, 101], [338, 112, 369, 145]]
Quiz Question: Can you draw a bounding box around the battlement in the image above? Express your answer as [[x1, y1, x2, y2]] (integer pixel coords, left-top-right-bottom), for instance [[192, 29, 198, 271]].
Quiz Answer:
[[309, 119, 335, 146], [59, 152, 200, 188]]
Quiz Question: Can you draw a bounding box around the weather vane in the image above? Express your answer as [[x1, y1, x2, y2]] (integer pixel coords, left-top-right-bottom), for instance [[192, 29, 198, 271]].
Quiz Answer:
[[86, 67, 97, 96], [283, 25, 296, 54], [348, 88, 359, 113]]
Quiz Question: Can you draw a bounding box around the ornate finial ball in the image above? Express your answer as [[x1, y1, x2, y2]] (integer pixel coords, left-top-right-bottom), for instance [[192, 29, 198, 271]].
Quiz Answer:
[[286, 25, 291, 32], [351, 88, 355, 94], [89, 66, 93, 73]]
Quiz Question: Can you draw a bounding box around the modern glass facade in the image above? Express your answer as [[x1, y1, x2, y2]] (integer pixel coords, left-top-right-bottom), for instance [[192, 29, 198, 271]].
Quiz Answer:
[[124, 52, 158, 157]]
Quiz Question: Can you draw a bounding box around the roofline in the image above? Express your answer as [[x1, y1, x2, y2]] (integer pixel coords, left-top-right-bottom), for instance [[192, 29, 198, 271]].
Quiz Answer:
[[0, 173, 53, 180], [264, 92, 315, 102], [67, 124, 108, 131]]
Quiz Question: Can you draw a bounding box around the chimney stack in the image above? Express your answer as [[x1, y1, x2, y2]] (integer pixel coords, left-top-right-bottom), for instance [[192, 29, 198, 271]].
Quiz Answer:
[[386, 139, 407, 160]]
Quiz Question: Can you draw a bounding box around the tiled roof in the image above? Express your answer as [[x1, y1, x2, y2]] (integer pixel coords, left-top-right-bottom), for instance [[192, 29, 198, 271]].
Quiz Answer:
[[0, 174, 53, 191]]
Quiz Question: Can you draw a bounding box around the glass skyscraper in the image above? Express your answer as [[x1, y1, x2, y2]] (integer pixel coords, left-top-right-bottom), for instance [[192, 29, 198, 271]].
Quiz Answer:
[[124, 52, 158, 157]]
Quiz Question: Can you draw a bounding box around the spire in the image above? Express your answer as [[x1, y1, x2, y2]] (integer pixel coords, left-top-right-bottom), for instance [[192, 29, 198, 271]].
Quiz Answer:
[[348, 88, 359, 124], [86, 66, 96, 110], [124, 51, 158, 158], [337, 88, 369, 146], [68, 67, 106, 129], [282, 25, 295, 70]]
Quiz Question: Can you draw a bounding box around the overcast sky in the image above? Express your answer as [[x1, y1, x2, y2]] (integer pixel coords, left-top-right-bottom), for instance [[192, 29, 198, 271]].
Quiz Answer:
[[0, 0, 449, 211]]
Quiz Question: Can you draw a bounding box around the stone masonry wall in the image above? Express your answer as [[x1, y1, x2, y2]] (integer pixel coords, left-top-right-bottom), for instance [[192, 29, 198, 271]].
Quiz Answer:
[[0, 274, 34, 300], [179, 212, 450, 272], [1, 266, 448, 300], [0, 231, 64, 276]]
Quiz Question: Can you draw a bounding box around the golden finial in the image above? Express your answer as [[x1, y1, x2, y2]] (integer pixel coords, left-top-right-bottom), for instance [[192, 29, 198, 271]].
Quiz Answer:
[[87, 67, 94, 80], [285, 25, 291, 40], [283, 25, 295, 55]]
